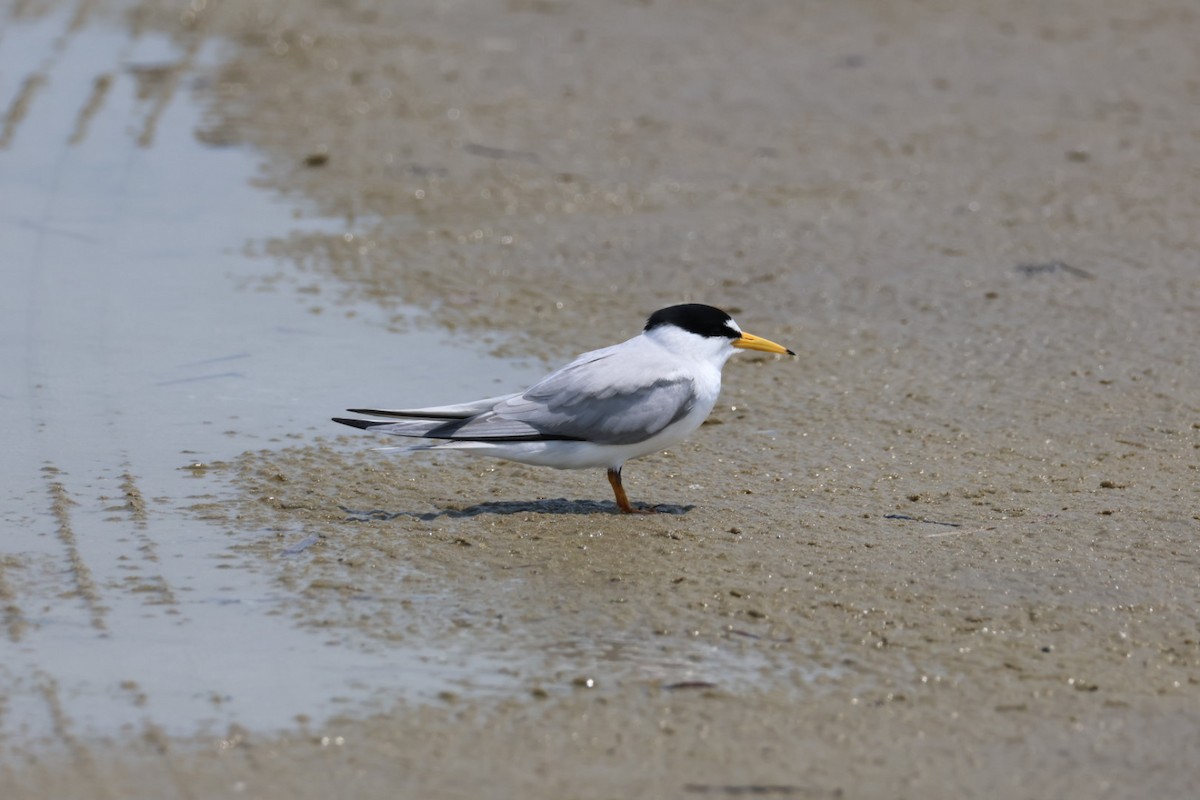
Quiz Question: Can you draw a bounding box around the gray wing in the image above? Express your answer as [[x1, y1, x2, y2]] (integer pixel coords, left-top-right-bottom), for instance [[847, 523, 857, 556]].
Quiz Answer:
[[493, 352, 699, 445], [336, 342, 699, 444]]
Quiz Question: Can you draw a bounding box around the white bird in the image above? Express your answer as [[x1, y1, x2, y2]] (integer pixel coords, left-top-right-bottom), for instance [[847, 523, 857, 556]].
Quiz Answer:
[[334, 304, 793, 514]]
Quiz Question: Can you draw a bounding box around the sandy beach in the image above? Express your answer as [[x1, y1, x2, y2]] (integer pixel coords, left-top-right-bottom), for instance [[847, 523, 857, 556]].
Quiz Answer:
[[2, 1, 1197, 797]]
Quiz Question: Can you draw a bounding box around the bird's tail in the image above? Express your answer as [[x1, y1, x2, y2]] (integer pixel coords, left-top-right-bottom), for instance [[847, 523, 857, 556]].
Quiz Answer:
[[343, 393, 515, 421], [332, 416, 460, 438]]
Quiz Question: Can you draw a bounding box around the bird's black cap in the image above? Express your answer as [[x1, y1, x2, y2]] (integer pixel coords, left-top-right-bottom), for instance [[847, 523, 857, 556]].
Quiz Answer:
[[644, 304, 740, 339]]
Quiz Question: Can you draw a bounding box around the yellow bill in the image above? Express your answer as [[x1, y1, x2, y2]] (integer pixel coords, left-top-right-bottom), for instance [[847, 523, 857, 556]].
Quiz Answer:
[[732, 331, 795, 356]]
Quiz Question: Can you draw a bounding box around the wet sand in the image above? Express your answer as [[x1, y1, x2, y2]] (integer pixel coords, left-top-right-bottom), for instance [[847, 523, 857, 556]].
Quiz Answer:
[[3, 0, 1199, 798]]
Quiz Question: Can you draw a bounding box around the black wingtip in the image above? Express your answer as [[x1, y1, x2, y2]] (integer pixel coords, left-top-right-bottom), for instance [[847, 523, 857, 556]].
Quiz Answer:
[[345, 407, 472, 420], [332, 417, 378, 430]]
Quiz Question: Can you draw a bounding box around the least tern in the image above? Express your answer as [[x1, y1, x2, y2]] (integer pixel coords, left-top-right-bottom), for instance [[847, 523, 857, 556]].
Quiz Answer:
[[334, 304, 793, 513]]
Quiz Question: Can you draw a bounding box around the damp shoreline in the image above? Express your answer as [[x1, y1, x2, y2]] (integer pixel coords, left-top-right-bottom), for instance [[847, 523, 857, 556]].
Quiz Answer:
[[2, 1, 1199, 798]]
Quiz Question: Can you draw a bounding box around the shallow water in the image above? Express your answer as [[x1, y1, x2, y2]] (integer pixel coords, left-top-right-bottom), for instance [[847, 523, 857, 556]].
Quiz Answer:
[[0, 7, 547, 741]]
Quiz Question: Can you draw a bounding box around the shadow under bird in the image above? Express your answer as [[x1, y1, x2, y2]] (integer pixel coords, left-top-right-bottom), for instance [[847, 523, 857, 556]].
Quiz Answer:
[[333, 304, 794, 513]]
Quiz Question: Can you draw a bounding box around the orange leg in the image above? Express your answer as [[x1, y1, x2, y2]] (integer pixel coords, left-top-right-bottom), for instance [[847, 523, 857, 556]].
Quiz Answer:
[[607, 467, 655, 514]]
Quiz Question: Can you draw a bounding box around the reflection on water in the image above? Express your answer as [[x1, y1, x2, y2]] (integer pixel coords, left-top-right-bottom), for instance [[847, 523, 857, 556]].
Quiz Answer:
[[0, 6, 544, 742]]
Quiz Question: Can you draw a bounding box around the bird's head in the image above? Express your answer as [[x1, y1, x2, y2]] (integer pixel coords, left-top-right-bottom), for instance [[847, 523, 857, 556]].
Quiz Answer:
[[643, 304, 794, 364]]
